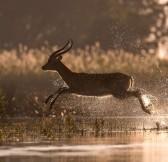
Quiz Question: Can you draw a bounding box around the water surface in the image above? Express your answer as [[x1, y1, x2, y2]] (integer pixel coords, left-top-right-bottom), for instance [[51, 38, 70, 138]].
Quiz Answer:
[[1, 131, 168, 162]]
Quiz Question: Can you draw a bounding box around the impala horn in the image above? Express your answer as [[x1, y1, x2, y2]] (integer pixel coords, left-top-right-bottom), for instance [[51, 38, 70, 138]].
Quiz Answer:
[[56, 39, 73, 57], [50, 39, 73, 58], [50, 40, 69, 57]]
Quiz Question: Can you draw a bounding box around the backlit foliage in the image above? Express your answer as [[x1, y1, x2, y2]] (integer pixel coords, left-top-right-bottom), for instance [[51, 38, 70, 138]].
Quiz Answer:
[[0, 43, 158, 76]]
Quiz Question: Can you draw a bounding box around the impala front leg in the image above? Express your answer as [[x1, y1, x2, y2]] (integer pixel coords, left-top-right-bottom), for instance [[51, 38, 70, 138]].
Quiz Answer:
[[45, 87, 69, 104], [45, 88, 62, 104], [50, 87, 70, 110], [45, 92, 56, 105]]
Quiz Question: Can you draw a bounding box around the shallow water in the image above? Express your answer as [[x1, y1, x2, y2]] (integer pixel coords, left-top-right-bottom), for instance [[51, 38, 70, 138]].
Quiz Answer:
[[1, 131, 168, 162]]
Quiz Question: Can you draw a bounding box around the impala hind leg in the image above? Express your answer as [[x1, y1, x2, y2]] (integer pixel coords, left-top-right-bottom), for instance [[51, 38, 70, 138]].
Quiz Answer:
[[127, 89, 154, 114], [50, 87, 69, 110]]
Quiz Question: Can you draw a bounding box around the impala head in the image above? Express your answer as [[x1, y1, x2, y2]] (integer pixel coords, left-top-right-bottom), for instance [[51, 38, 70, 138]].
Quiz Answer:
[[42, 39, 73, 71]]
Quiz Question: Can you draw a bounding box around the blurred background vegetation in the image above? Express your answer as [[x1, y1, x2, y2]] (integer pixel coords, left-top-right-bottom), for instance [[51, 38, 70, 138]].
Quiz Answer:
[[0, 0, 168, 117], [0, 0, 168, 54]]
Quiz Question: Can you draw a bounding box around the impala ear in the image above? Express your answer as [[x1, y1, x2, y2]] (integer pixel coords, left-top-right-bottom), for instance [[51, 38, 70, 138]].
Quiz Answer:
[[58, 56, 62, 60]]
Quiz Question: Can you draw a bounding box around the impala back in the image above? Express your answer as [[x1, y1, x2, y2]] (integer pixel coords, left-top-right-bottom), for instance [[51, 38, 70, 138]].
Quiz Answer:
[[68, 72, 132, 95]]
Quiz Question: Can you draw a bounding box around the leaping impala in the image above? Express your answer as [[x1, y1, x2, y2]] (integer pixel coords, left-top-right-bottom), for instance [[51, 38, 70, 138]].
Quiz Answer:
[[42, 39, 154, 114]]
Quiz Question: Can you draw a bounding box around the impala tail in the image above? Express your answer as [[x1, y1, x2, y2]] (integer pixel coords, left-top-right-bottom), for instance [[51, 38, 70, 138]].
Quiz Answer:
[[129, 76, 134, 91]]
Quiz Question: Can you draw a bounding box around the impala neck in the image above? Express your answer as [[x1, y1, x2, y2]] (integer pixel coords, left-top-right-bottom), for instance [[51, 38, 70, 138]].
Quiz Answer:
[[54, 61, 73, 85]]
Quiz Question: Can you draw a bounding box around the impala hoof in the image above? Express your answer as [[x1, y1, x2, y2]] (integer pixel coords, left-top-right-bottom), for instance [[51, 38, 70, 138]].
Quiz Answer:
[[49, 105, 53, 110], [140, 94, 155, 114], [142, 103, 155, 114], [156, 121, 168, 130]]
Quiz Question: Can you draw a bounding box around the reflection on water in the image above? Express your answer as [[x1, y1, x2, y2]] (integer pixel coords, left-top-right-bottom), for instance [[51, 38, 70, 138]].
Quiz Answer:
[[1, 132, 168, 162]]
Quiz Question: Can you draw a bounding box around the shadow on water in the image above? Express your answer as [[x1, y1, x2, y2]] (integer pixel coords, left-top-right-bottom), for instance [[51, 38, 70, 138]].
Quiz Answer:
[[1, 131, 168, 162]]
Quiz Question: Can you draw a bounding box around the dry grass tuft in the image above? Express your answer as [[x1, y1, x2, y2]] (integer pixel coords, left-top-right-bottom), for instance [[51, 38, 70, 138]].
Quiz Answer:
[[0, 43, 159, 76]]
